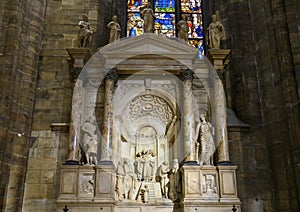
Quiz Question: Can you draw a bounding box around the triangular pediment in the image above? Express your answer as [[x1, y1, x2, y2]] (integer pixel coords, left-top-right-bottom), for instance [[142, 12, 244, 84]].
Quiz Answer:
[[100, 33, 198, 57]]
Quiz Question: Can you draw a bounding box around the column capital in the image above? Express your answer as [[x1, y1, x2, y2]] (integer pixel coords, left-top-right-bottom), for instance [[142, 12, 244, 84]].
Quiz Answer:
[[105, 68, 118, 81], [180, 69, 194, 81]]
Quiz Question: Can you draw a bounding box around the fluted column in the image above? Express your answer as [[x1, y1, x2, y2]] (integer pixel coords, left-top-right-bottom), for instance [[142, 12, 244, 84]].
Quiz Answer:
[[181, 69, 197, 163], [214, 79, 230, 163], [100, 68, 118, 163]]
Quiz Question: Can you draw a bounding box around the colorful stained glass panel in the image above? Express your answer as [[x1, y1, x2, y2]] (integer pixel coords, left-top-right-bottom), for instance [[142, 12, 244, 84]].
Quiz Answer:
[[181, 0, 201, 13], [127, 13, 144, 37], [128, 0, 149, 12], [154, 13, 175, 37], [155, 0, 176, 12], [185, 13, 203, 39]]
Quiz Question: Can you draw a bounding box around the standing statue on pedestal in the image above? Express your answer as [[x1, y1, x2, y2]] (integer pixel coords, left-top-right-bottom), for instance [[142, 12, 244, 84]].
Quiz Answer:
[[140, 2, 155, 33], [177, 14, 189, 42], [195, 114, 216, 166], [78, 14, 93, 48], [81, 117, 98, 165], [107, 15, 121, 43], [206, 14, 225, 49]]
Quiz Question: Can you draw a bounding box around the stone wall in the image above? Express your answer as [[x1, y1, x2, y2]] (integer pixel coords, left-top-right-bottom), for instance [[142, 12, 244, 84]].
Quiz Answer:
[[0, 0, 46, 211], [22, 0, 105, 211], [248, 0, 300, 211]]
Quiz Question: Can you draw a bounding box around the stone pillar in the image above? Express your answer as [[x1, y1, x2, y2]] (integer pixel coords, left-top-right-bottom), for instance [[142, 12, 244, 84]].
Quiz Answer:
[[180, 69, 197, 163], [100, 68, 118, 163], [214, 79, 230, 163], [65, 49, 89, 165]]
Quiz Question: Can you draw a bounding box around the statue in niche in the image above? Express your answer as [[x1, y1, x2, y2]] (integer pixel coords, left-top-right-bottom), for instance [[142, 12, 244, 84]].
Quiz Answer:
[[78, 14, 93, 48], [140, 2, 155, 33], [143, 150, 155, 182], [206, 14, 226, 49], [116, 158, 134, 201], [81, 116, 98, 165], [134, 150, 155, 182], [169, 159, 180, 201], [158, 161, 170, 198], [195, 114, 216, 166], [202, 174, 217, 195], [134, 152, 143, 181], [107, 15, 121, 43], [177, 14, 189, 41]]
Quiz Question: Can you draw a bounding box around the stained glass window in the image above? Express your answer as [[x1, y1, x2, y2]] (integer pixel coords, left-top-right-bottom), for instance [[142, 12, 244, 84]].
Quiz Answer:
[[126, 0, 205, 56]]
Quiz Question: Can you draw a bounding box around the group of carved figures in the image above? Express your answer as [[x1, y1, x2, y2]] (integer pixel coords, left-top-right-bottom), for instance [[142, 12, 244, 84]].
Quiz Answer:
[[116, 157, 181, 202], [77, 8, 225, 49]]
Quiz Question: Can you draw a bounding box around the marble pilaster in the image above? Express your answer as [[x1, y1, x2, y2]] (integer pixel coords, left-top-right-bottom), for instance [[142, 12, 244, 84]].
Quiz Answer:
[[180, 69, 197, 163], [100, 68, 118, 163]]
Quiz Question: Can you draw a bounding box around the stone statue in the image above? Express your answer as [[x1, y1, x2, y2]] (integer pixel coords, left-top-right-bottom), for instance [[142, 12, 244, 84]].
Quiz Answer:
[[177, 14, 189, 41], [86, 136, 98, 165], [169, 159, 180, 201], [116, 158, 134, 201], [81, 117, 98, 165], [143, 150, 155, 182], [140, 2, 155, 33], [107, 15, 121, 43], [206, 14, 226, 49], [141, 185, 149, 203], [134, 152, 143, 181], [195, 114, 216, 166], [158, 161, 170, 198], [134, 150, 155, 182], [78, 14, 93, 48]]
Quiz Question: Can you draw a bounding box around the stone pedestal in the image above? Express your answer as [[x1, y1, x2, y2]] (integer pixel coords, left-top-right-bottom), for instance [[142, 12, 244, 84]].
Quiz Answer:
[[207, 49, 231, 70], [180, 165, 241, 211], [217, 165, 240, 202], [66, 48, 91, 81], [94, 164, 116, 202]]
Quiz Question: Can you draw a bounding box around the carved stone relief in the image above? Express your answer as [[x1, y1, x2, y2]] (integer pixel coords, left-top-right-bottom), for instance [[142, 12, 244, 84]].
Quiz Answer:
[[79, 174, 95, 195], [202, 174, 218, 196], [129, 94, 174, 125]]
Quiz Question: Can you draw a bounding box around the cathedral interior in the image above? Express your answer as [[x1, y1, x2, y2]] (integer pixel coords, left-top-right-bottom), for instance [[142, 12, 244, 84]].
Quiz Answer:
[[0, 0, 299, 211]]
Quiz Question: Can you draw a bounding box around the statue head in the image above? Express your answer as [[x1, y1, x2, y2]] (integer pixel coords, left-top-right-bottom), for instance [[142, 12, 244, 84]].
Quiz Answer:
[[200, 113, 206, 122], [212, 14, 217, 23], [112, 15, 117, 22]]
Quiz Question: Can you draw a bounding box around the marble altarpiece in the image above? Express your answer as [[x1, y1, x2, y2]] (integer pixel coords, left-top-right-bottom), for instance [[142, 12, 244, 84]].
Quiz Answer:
[[58, 34, 240, 211]]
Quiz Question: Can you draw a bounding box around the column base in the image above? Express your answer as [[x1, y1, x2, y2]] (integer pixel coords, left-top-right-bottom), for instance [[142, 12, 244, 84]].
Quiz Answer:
[[63, 159, 80, 165]]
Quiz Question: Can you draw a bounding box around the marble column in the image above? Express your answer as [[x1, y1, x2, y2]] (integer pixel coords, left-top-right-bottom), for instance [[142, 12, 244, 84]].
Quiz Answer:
[[100, 68, 118, 164], [181, 69, 197, 163], [214, 79, 230, 163], [65, 79, 83, 165]]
